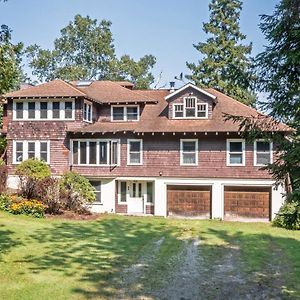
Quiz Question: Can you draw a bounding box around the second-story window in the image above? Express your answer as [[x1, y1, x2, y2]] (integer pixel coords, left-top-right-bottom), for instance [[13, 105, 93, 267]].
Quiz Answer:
[[180, 139, 198, 165], [83, 101, 92, 122], [111, 105, 139, 121], [52, 102, 60, 119], [185, 97, 196, 117], [72, 140, 120, 166], [227, 139, 245, 166], [64, 101, 73, 119], [255, 140, 272, 166], [16, 102, 23, 119], [28, 102, 36, 119], [40, 102, 48, 119], [128, 139, 143, 165]]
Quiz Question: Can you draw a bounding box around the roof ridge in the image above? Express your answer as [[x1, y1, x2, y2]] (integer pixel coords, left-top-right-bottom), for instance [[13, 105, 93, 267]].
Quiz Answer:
[[59, 79, 87, 97]]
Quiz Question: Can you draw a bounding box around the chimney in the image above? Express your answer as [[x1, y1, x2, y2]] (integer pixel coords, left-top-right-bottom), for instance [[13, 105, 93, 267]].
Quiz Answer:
[[169, 81, 175, 93]]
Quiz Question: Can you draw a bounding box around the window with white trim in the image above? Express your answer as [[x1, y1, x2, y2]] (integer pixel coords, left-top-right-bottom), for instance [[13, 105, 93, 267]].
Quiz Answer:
[[13, 100, 75, 121], [111, 105, 139, 121], [83, 101, 92, 122], [254, 140, 272, 166], [147, 182, 153, 203], [71, 139, 120, 166], [173, 97, 208, 119], [174, 104, 184, 118], [13, 141, 50, 164], [128, 139, 143, 165], [180, 139, 198, 165], [90, 181, 101, 203], [227, 139, 245, 166]]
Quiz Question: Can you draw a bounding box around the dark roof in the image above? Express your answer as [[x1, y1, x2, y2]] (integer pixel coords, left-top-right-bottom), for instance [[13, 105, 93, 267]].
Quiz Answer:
[[71, 88, 291, 133]]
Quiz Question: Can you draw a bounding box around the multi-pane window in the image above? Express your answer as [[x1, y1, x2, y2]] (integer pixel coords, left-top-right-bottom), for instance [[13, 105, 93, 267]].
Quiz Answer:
[[227, 139, 245, 166], [72, 140, 120, 166], [13, 100, 74, 120], [185, 97, 196, 117], [120, 181, 127, 202], [174, 104, 184, 118], [197, 104, 207, 118], [16, 102, 23, 119], [255, 140, 272, 166], [40, 102, 48, 119], [52, 102, 60, 119], [180, 139, 198, 165], [128, 139, 142, 165], [28, 102, 36, 119], [64, 101, 73, 119], [13, 141, 49, 164], [173, 98, 208, 119], [83, 102, 92, 122], [90, 181, 101, 203], [111, 106, 139, 121], [147, 182, 153, 203]]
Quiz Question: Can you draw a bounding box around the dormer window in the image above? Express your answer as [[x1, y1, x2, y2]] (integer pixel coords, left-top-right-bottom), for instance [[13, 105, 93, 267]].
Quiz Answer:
[[111, 105, 139, 121], [173, 97, 208, 119]]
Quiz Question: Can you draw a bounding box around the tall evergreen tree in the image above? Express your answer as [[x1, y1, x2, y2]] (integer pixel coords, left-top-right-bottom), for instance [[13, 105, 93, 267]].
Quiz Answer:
[[186, 0, 255, 105]]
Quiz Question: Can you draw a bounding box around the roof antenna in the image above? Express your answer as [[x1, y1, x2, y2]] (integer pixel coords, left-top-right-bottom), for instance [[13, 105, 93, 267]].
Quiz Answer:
[[174, 72, 185, 83]]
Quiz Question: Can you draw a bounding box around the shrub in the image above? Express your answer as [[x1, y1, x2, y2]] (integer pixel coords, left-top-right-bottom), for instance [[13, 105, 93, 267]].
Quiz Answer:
[[16, 159, 51, 199], [34, 177, 61, 214], [0, 194, 11, 211], [10, 199, 45, 218], [60, 171, 95, 212], [273, 202, 300, 230], [0, 161, 7, 194]]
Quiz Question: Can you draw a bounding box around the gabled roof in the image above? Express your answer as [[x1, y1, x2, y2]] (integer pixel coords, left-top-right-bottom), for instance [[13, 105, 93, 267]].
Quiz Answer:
[[165, 82, 217, 101], [71, 88, 291, 134], [3, 79, 86, 98]]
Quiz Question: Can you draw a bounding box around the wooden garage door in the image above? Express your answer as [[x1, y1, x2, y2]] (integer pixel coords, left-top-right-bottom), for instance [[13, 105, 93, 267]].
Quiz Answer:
[[167, 186, 211, 217], [224, 186, 271, 219]]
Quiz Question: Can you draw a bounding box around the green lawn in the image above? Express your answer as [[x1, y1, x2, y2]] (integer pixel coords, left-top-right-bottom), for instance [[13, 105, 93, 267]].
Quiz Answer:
[[0, 212, 300, 299]]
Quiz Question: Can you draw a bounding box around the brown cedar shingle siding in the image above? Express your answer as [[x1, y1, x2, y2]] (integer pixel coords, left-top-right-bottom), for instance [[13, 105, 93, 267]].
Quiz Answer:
[[69, 133, 273, 180]]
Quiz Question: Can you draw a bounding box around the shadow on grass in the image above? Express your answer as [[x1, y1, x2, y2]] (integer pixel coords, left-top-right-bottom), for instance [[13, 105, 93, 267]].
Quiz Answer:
[[15, 218, 300, 299], [0, 225, 22, 261], [18, 217, 179, 299]]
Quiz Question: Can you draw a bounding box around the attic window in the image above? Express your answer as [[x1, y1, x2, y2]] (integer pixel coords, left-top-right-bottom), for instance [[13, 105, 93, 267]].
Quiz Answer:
[[173, 97, 208, 119], [111, 105, 139, 121]]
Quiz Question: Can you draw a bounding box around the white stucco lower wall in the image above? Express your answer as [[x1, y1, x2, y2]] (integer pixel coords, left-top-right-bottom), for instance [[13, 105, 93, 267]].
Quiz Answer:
[[89, 178, 116, 214], [153, 177, 286, 220]]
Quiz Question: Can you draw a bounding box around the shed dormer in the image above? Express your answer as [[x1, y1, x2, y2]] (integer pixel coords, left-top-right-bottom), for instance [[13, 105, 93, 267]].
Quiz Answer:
[[165, 83, 217, 119]]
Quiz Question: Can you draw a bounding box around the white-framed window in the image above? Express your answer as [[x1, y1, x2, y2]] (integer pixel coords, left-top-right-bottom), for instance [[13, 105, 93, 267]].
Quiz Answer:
[[254, 140, 273, 166], [111, 105, 139, 121], [13, 140, 50, 164], [119, 181, 127, 203], [173, 104, 184, 118], [180, 139, 198, 165], [90, 180, 101, 203], [146, 181, 154, 204], [227, 139, 245, 166], [12, 99, 75, 121], [127, 139, 143, 165], [83, 101, 92, 122], [173, 97, 208, 119], [71, 139, 120, 166]]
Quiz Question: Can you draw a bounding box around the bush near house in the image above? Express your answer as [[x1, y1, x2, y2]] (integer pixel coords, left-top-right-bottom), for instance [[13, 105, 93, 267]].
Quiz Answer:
[[16, 159, 51, 199], [0, 159, 7, 194], [59, 171, 96, 213], [273, 201, 300, 230]]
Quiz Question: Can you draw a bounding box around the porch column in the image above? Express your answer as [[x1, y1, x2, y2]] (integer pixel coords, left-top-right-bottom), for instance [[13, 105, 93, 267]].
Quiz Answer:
[[211, 182, 223, 219], [154, 179, 167, 217]]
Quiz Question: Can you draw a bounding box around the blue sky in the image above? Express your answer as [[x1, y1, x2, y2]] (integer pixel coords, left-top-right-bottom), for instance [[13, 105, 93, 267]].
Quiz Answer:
[[1, 0, 279, 87]]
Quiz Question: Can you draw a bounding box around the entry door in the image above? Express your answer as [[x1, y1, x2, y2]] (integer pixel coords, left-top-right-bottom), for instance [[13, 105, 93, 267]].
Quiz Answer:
[[127, 182, 144, 213]]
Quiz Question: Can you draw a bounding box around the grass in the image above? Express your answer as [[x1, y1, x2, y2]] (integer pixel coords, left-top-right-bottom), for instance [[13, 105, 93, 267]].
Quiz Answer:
[[0, 212, 300, 299]]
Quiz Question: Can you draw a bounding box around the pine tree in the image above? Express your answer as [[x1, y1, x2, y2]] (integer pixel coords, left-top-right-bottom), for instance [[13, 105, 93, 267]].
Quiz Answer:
[[186, 0, 255, 105]]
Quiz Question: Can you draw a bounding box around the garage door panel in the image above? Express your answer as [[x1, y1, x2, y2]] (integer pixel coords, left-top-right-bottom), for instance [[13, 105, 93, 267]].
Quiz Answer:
[[224, 188, 271, 219], [167, 186, 211, 217]]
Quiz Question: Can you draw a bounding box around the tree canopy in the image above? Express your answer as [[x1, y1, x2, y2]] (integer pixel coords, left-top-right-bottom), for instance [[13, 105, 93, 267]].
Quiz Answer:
[[26, 15, 156, 89], [186, 0, 255, 105]]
